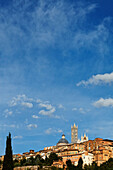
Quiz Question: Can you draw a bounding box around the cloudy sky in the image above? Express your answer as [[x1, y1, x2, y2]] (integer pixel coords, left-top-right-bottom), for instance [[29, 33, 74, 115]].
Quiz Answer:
[[0, 0, 113, 155]]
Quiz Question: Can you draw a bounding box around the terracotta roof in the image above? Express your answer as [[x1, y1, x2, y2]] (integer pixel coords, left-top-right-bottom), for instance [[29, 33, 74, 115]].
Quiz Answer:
[[104, 139, 113, 142]]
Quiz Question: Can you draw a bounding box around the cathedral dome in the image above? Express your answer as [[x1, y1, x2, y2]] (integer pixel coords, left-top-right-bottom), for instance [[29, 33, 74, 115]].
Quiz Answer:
[[57, 134, 69, 145]]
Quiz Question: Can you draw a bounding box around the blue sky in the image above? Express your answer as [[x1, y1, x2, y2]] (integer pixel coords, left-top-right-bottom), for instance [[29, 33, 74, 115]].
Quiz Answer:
[[0, 0, 113, 155]]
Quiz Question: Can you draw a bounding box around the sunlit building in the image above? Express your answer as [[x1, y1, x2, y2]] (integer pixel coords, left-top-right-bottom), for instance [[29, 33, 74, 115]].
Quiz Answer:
[[71, 123, 78, 143], [57, 134, 69, 146]]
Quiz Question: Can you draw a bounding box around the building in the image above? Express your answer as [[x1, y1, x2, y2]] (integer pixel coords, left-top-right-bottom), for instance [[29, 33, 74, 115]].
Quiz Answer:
[[82, 151, 94, 167], [81, 134, 88, 143], [2, 124, 113, 168], [71, 123, 78, 143], [52, 160, 64, 169], [57, 134, 69, 146]]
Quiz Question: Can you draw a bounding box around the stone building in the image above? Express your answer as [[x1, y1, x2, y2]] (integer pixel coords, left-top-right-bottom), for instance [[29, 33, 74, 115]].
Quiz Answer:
[[57, 134, 69, 146], [71, 123, 78, 143]]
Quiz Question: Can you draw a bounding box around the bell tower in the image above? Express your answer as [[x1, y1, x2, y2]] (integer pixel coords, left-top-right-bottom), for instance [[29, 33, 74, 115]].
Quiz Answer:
[[71, 123, 78, 143]]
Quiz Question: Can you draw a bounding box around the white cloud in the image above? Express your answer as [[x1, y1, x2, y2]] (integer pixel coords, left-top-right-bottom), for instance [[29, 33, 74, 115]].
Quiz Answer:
[[27, 124, 37, 129], [73, 17, 111, 56], [32, 115, 39, 119], [36, 99, 42, 103], [72, 107, 86, 114], [72, 107, 77, 111], [39, 103, 53, 110], [9, 95, 56, 116], [77, 72, 113, 86], [45, 128, 53, 134], [53, 115, 60, 119], [57, 129, 63, 133], [10, 94, 26, 107], [0, 0, 98, 58], [9, 94, 34, 107], [38, 101, 56, 116], [45, 128, 63, 135], [4, 109, 13, 117], [79, 108, 86, 114], [0, 124, 18, 128], [58, 104, 65, 109], [16, 94, 26, 101], [9, 124, 16, 128], [13, 136, 23, 139], [39, 107, 56, 116], [21, 102, 33, 108], [93, 98, 113, 108], [10, 100, 17, 107]]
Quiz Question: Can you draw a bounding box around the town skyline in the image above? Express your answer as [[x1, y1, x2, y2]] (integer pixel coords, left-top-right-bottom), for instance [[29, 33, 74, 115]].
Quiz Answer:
[[1, 131, 113, 169], [0, 0, 113, 156]]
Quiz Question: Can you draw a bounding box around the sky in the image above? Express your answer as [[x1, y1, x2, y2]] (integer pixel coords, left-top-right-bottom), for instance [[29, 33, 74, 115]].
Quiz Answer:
[[0, 0, 113, 155]]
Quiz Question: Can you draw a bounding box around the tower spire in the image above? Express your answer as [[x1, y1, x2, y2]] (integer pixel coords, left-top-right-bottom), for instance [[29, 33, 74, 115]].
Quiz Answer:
[[71, 123, 78, 143]]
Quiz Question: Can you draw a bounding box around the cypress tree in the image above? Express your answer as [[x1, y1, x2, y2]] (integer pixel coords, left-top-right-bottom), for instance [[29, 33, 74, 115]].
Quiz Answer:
[[77, 157, 83, 169], [3, 132, 13, 170]]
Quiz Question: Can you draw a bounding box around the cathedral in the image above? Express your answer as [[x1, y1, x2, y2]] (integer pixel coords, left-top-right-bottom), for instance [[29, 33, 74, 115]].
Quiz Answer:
[[71, 123, 78, 143], [56, 123, 88, 146], [71, 123, 88, 143]]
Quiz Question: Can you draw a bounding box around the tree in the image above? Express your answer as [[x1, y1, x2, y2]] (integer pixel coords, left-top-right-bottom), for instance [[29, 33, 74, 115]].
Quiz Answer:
[[35, 154, 44, 167], [66, 159, 76, 170], [47, 152, 59, 165], [77, 157, 83, 170], [66, 160, 72, 168], [3, 132, 13, 170], [20, 156, 26, 166]]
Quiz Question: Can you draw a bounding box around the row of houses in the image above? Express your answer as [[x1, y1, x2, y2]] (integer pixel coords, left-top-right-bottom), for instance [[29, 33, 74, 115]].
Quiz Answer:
[[1, 135, 113, 168]]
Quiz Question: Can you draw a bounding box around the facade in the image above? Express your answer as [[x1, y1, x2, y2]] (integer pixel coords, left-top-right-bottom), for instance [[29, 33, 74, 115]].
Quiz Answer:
[[81, 134, 88, 143], [82, 152, 94, 167], [62, 153, 82, 166], [52, 160, 64, 169], [71, 123, 78, 143]]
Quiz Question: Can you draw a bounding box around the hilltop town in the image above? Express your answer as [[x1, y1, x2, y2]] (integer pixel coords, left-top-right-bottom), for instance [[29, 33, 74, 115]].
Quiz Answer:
[[1, 123, 113, 169]]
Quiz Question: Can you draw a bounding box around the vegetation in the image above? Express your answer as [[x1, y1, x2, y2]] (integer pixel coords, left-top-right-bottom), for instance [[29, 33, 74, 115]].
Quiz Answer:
[[3, 133, 113, 170], [13, 152, 60, 168], [77, 157, 83, 170], [66, 157, 83, 170], [3, 132, 13, 170], [12, 153, 113, 170], [66, 159, 75, 169], [65, 158, 113, 170]]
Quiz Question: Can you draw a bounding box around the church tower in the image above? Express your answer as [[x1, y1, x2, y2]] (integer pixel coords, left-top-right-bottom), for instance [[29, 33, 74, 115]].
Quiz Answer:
[[71, 123, 78, 143]]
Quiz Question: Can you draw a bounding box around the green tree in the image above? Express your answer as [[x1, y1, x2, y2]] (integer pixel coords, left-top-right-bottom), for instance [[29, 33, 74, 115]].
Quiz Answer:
[[66, 159, 76, 170], [66, 160, 72, 168], [35, 154, 44, 167], [20, 156, 26, 166], [13, 159, 21, 167], [99, 158, 113, 170], [3, 132, 13, 170], [47, 152, 59, 165], [77, 157, 83, 170], [91, 161, 98, 170]]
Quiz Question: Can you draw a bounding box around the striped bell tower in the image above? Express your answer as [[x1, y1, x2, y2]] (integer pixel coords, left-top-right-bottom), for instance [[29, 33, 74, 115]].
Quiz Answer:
[[71, 123, 78, 143]]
